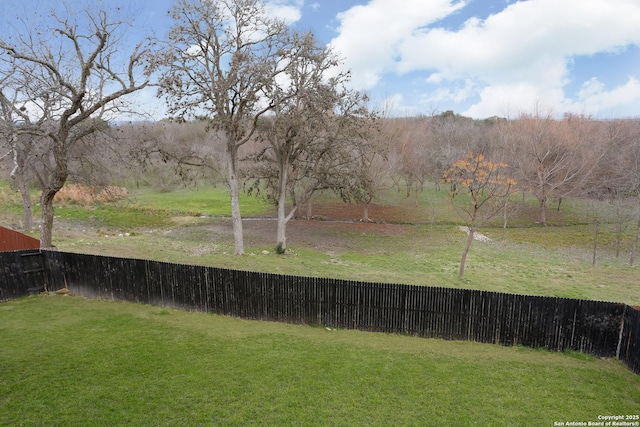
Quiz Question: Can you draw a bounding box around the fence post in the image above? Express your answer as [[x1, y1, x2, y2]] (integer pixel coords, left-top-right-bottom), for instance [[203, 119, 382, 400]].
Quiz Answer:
[[616, 305, 628, 360]]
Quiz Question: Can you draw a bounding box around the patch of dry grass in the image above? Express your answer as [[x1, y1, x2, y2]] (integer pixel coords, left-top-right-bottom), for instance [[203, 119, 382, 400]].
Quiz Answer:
[[54, 183, 128, 206]]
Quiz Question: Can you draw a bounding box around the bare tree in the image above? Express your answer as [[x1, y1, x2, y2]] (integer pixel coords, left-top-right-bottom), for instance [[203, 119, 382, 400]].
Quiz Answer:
[[608, 119, 640, 266], [428, 111, 484, 191], [245, 32, 373, 251], [348, 131, 389, 222], [497, 112, 604, 225], [0, 4, 155, 247], [159, 0, 294, 255], [580, 119, 636, 261], [442, 152, 516, 279], [391, 116, 431, 197], [120, 120, 228, 190]]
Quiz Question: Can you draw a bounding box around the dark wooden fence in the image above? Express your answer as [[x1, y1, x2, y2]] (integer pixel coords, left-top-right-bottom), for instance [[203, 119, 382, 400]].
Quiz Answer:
[[620, 305, 640, 374], [1, 249, 638, 374], [0, 250, 50, 301]]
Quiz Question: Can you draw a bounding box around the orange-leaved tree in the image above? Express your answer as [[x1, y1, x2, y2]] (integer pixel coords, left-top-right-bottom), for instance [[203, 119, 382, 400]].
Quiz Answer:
[[442, 152, 516, 279]]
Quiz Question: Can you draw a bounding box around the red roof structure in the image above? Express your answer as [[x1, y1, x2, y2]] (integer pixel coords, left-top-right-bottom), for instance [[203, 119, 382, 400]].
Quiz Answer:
[[0, 226, 40, 251]]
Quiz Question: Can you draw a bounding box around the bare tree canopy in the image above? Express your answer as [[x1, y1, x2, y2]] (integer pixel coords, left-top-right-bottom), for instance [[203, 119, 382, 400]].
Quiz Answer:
[[0, 2, 157, 247], [495, 111, 607, 225], [243, 31, 375, 251], [443, 152, 516, 278]]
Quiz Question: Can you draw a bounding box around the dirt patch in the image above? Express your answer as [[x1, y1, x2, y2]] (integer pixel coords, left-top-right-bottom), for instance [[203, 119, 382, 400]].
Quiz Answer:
[[50, 199, 423, 253], [240, 217, 408, 251], [180, 201, 418, 252], [458, 226, 492, 242], [301, 201, 424, 223]]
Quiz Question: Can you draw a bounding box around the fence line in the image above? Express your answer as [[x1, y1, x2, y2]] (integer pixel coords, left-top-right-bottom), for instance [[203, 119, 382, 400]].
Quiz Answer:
[[0, 249, 638, 374]]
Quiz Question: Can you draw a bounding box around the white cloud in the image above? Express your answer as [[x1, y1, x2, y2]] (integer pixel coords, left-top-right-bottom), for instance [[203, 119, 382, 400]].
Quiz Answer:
[[398, 0, 640, 80], [329, 0, 466, 89], [380, 93, 418, 115], [329, 0, 640, 117], [267, 0, 303, 24], [422, 78, 479, 104], [462, 83, 564, 118], [575, 77, 640, 117], [426, 73, 444, 84]]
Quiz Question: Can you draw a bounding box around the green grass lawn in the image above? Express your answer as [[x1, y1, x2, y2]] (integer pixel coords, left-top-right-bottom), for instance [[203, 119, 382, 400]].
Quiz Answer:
[[0, 183, 275, 231], [1, 294, 638, 426], [129, 186, 276, 217]]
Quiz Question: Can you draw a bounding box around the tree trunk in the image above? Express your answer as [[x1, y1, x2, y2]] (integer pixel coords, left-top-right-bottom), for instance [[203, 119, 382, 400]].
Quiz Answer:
[[18, 178, 33, 231], [276, 166, 289, 252], [615, 223, 623, 259], [538, 196, 548, 225], [39, 151, 68, 248], [459, 226, 475, 279], [226, 146, 244, 255], [537, 172, 548, 225], [362, 203, 369, 222], [40, 190, 56, 248], [592, 218, 599, 267], [276, 218, 287, 253], [502, 198, 508, 241], [405, 177, 412, 198], [631, 215, 640, 266], [306, 199, 313, 218]]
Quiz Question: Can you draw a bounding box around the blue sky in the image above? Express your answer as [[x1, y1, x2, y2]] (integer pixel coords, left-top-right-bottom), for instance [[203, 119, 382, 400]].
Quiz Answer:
[[3, 0, 640, 119], [290, 0, 640, 119]]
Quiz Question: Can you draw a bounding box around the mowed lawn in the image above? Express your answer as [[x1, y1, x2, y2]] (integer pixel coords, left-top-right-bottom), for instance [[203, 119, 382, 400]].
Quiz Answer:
[[1, 295, 639, 426]]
